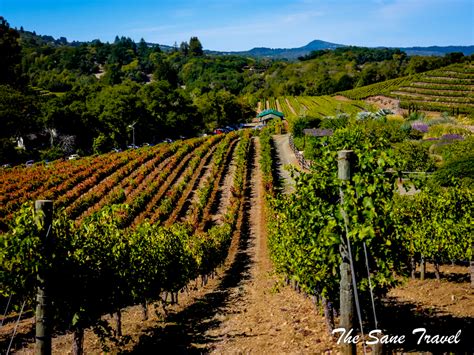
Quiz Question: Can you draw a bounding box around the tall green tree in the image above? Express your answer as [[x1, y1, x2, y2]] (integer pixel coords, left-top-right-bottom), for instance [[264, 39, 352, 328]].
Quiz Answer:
[[194, 90, 254, 131], [140, 80, 203, 139], [189, 36, 203, 56], [88, 81, 145, 151], [179, 41, 189, 56], [0, 17, 22, 85]]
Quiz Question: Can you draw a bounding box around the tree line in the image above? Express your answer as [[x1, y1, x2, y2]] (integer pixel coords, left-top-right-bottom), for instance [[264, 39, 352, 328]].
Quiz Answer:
[[0, 17, 255, 164], [1, 15, 471, 164]]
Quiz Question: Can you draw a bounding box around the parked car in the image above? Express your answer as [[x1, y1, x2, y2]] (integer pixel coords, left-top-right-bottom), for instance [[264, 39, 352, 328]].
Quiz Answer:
[[25, 160, 34, 167], [162, 138, 173, 143], [111, 147, 122, 153], [1, 163, 11, 168], [68, 154, 80, 160], [127, 144, 139, 149], [141, 143, 150, 147], [213, 128, 227, 134]]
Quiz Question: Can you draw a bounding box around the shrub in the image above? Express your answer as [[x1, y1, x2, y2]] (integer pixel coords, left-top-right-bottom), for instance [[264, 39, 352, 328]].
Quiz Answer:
[[319, 113, 349, 130], [39, 146, 65, 161], [411, 121, 429, 133], [394, 141, 436, 172], [431, 136, 474, 163], [424, 123, 472, 139], [363, 119, 409, 143], [432, 157, 474, 188], [290, 116, 321, 137]]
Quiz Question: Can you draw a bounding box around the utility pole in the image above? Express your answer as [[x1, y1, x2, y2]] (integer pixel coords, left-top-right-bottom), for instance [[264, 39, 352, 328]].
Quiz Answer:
[[35, 200, 53, 355], [128, 122, 137, 147]]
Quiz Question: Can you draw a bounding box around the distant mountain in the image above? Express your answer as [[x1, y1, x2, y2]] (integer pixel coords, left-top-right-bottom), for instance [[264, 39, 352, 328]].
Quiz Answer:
[[206, 40, 345, 59], [399, 46, 474, 56], [206, 41, 474, 59]]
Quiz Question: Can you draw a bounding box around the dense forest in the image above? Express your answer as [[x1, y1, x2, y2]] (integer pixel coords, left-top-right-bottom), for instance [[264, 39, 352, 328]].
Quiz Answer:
[[0, 16, 471, 164]]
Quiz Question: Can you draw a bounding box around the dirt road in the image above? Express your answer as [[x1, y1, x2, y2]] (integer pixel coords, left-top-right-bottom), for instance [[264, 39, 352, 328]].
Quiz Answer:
[[272, 134, 300, 193]]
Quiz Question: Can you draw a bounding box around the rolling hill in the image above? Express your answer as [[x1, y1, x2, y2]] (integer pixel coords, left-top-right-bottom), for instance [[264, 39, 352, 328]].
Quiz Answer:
[[208, 41, 474, 59], [337, 63, 474, 115]]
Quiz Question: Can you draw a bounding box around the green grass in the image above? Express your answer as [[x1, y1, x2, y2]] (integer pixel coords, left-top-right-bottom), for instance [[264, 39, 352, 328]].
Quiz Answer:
[[336, 75, 419, 100]]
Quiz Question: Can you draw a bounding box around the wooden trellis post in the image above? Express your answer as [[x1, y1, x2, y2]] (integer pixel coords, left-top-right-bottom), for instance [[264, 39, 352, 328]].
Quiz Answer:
[[35, 200, 53, 355], [338, 150, 356, 355]]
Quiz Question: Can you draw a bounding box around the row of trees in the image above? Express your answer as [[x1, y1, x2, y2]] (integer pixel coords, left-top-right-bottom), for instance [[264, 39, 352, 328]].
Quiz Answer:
[[0, 80, 253, 163]]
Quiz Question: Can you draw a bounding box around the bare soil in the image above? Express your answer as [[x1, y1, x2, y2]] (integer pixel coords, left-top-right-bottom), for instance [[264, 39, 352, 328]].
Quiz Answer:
[[285, 98, 297, 116], [206, 137, 335, 353], [365, 95, 403, 114], [333, 95, 351, 102], [389, 264, 474, 318], [365, 95, 447, 118], [272, 134, 299, 193], [379, 263, 474, 353], [276, 98, 283, 113]]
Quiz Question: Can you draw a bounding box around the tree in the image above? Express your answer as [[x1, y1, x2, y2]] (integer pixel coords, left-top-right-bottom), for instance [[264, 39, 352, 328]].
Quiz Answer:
[[152, 59, 178, 86], [335, 74, 354, 92], [0, 17, 22, 85], [0, 85, 39, 140], [102, 63, 123, 85], [194, 90, 253, 131], [356, 65, 379, 86], [137, 38, 149, 59], [179, 41, 189, 56], [88, 81, 145, 149], [406, 56, 429, 74], [444, 52, 464, 65], [189, 37, 203, 56], [140, 80, 203, 139]]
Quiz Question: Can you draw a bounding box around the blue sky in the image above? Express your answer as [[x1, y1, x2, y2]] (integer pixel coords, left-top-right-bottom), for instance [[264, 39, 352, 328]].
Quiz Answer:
[[1, 0, 473, 51]]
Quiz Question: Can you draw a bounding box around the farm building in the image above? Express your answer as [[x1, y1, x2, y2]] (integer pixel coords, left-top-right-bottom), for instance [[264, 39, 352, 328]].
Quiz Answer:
[[256, 109, 284, 124]]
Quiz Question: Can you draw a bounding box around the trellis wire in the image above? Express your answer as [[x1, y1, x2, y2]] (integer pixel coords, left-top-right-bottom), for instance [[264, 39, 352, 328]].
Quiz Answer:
[[364, 242, 378, 329], [1, 294, 13, 328], [345, 229, 367, 355], [6, 299, 26, 355]]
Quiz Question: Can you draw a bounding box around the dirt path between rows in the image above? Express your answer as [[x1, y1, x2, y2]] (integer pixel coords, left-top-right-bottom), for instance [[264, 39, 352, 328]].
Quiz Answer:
[[272, 134, 299, 194], [206, 137, 334, 353], [276, 98, 282, 113], [285, 98, 297, 115]]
